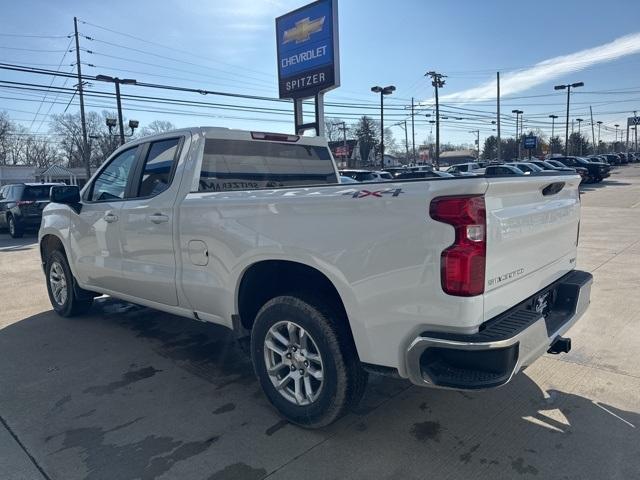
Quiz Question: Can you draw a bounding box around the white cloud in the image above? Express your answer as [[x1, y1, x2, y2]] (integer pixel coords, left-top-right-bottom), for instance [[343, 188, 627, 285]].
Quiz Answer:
[[430, 32, 640, 104]]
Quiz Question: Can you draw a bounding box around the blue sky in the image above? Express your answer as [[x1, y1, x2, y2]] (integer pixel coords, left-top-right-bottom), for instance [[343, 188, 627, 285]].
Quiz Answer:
[[1, 0, 639, 148]]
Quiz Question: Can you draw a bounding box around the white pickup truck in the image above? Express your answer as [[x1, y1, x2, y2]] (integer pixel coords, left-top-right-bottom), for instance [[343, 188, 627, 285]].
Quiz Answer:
[[39, 127, 592, 427]]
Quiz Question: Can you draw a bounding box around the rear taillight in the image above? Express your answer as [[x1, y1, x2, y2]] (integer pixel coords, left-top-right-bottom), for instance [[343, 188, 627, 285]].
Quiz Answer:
[[430, 195, 486, 296], [16, 200, 35, 206]]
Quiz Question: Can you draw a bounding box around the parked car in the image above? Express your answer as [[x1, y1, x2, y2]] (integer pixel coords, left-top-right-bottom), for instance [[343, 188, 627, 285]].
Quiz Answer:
[[445, 162, 482, 175], [339, 176, 359, 184], [552, 156, 610, 183], [535, 160, 589, 183], [339, 169, 378, 182], [617, 153, 629, 165], [506, 162, 544, 174], [382, 166, 409, 177], [394, 170, 454, 179], [0, 183, 62, 238], [39, 127, 592, 428], [601, 154, 621, 166], [374, 171, 394, 180], [484, 164, 526, 176]]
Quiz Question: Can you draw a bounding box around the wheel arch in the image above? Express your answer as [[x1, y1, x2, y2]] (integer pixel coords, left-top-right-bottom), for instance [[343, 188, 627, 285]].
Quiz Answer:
[[39, 233, 69, 273], [235, 259, 357, 344]]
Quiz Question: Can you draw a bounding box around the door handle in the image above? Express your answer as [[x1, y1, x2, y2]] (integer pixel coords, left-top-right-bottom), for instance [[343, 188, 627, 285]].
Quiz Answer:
[[103, 212, 118, 223], [149, 213, 169, 224]]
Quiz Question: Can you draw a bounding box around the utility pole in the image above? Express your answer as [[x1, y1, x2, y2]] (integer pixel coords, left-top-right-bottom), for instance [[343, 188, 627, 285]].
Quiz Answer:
[[590, 107, 596, 156], [615, 124, 620, 150], [626, 120, 629, 153], [597, 121, 602, 153], [469, 130, 480, 160], [404, 120, 409, 162], [73, 17, 91, 180], [496, 72, 501, 162], [333, 121, 348, 167], [426, 71, 446, 169], [549, 114, 558, 155], [411, 97, 416, 162]]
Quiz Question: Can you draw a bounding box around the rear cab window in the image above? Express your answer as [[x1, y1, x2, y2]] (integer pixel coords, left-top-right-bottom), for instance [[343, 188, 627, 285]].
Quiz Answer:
[[198, 138, 337, 192], [137, 138, 180, 197]]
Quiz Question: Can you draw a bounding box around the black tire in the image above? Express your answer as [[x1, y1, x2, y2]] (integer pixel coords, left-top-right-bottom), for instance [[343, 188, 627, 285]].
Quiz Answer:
[[7, 215, 23, 238], [45, 250, 93, 317], [251, 295, 367, 428]]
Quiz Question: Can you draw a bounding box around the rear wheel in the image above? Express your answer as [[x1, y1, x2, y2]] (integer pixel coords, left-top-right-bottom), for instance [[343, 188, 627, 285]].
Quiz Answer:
[[251, 295, 367, 428], [7, 215, 23, 238], [45, 250, 93, 317]]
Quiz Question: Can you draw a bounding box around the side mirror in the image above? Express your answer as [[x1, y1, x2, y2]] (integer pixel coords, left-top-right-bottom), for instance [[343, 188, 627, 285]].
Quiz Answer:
[[50, 185, 80, 205]]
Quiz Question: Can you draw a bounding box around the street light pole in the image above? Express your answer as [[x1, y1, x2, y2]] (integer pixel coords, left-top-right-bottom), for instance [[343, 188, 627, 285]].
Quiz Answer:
[[371, 85, 395, 169], [597, 121, 602, 153], [554, 81, 583, 156], [549, 114, 558, 154], [96, 75, 137, 146], [576, 118, 584, 155], [635, 110, 638, 153], [512, 109, 523, 159], [615, 124, 620, 150]]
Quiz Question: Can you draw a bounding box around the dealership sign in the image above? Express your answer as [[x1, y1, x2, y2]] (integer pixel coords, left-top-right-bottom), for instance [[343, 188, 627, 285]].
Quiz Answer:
[[523, 135, 538, 150], [276, 0, 340, 99]]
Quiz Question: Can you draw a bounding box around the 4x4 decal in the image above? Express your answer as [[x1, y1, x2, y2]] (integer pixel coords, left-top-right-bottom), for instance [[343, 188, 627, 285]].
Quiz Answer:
[[343, 188, 404, 198]]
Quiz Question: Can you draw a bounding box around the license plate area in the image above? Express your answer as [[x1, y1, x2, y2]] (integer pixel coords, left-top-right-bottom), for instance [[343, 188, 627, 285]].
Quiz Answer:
[[528, 288, 555, 319]]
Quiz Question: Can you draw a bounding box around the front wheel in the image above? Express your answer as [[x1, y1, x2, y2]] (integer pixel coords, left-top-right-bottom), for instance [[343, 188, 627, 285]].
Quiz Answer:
[[45, 250, 93, 317], [8, 215, 23, 238], [251, 295, 367, 428]]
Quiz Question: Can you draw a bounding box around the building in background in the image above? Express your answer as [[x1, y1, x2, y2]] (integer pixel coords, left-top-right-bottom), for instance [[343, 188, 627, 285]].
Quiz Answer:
[[0, 165, 89, 186], [438, 150, 477, 167]]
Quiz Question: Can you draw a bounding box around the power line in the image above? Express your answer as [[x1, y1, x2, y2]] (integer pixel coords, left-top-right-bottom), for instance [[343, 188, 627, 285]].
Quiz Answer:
[[79, 18, 275, 80], [29, 37, 74, 132], [0, 33, 71, 39], [0, 46, 71, 53]]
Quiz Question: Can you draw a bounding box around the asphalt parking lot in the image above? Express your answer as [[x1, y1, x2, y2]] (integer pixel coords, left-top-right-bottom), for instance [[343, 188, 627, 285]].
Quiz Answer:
[[1, 166, 639, 480]]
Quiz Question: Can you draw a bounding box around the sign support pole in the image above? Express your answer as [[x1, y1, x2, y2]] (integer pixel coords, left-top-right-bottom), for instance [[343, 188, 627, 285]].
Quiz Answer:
[[294, 94, 325, 136], [315, 93, 325, 137]]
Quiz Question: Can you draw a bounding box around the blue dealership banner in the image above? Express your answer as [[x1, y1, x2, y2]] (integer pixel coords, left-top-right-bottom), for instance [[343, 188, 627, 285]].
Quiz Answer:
[[276, 0, 340, 99], [523, 135, 538, 150]]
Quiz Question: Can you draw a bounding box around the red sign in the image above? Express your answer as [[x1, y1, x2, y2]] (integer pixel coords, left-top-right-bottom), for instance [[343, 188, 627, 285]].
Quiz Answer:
[[335, 145, 348, 156]]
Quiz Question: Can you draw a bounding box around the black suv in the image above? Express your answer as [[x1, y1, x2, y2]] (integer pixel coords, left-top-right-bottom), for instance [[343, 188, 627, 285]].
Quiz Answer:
[[551, 157, 610, 183], [0, 183, 61, 238]]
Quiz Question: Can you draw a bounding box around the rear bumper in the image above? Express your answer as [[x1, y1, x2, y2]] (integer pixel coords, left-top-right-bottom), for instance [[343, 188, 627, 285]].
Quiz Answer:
[[405, 270, 592, 390]]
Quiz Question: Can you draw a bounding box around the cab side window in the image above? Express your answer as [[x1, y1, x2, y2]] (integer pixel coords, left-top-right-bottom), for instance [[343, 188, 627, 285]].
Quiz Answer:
[[137, 138, 180, 197], [89, 147, 138, 202]]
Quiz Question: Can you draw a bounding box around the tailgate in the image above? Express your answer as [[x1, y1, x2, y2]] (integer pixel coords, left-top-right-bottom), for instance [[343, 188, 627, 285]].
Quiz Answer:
[[483, 174, 581, 321]]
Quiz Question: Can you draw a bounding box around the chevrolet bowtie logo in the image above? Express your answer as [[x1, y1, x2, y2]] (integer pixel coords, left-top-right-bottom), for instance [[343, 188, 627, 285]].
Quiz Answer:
[[283, 16, 325, 44]]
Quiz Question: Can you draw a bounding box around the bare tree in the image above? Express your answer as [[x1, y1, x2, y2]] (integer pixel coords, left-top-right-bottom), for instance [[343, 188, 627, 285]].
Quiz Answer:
[[50, 110, 123, 169], [141, 120, 176, 136], [0, 112, 15, 165], [324, 118, 347, 143]]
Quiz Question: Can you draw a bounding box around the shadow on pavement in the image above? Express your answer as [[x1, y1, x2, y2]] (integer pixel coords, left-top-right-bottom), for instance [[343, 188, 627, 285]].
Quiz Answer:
[[580, 179, 632, 192], [0, 234, 38, 252], [0, 298, 638, 479]]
